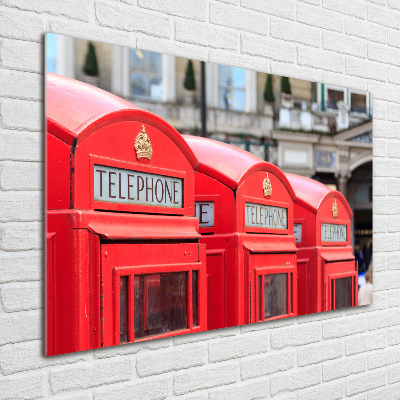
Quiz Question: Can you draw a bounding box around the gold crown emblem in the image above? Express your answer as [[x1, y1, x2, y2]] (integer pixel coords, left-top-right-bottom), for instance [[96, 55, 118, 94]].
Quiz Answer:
[[135, 125, 153, 162], [332, 199, 338, 219], [263, 173, 272, 197]]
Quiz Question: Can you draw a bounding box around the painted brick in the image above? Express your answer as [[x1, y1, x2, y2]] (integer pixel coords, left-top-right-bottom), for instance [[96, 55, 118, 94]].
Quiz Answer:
[[369, 82, 400, 104], [374, 121, 400, 140], [323, 355, 366, 382], [0, 310, 41, 345], [388, 364, 400, 384], [368, 346, 400, 370], [138, 0, 206, 21], [271, 19, 320, 48], [368, 383, 400, 400], [298, 47, 344, 73], [323, 32, 366, 57], [174, 363, 239, 395], [388, 103, 400, 122], [388, 0, 400, 10], [345, 57, 386, 82], [96, 2, 171, 39], [372, 100, 387, 121], [0, 9, 43, 42], [94, 378, 169, 400], [0, 250, 41, 283], [345, 18, 386, 44], [94, 342, 143, 359], [208, 332, 269, 362], [210, 3, 269, 36], [374, 159, 400, 178], [345, 368, 386, 396], [241, 0, 295, 20], [372, 139, 387, 159], [0, 191, 41, 222], [346, 292, 386, 315], [240, 350, 295, 379], [1, 281, 41, 312], [297, 3, 343, 32], [345, 331, 386, 356], [388, 289, 400, 308], [137, 37, 209, 61], [323, 0, 366, 19], [300, 0, 320, 4], [297, 381, 343, 400], [136, 344, 206, 377], [388, 29, 400, 49], [372, 177, 386, 196], [322, 72, 366, 92], [49, 20, 133, 48], [388, 327, 400, 346], [298, 310, 344, 325], [0, 130, 42, 161], [373, 233, 400, 252], [0, 340, 86, 375], [374, 271, 400, 291], [369, 43, 400, 68], [50, 359, 133, 394], [241, 35, 296, 63], [271, 323, 321, 349], [0, 222, 42, 251], [297, 340, 343, 366], [0, 39, 42, 73], [388, 178, 400, 196], [175, 20, 238, 51], [368, 309, 400, 331], [323, 315, 366, 339], [271, 63, 323, 84], [368, 4, 400, 30], [217, 0, 237, 4], [0, 371, 46, 400], [208, 379, 269, 400], [0, 69, 41, 100], [2, 0, 89, 21], [270, 365, 321, 396], [0, 161, 42, 191], [387, 252, 400, 270], [1, 99, 43, 132]]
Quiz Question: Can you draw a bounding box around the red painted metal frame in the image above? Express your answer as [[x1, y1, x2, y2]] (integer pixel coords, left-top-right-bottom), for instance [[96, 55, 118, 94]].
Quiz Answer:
[[46, 74, 206, 356], [286, 173, 357, 316], [326, 269, 358, 311], [184, 136, 298, 330]]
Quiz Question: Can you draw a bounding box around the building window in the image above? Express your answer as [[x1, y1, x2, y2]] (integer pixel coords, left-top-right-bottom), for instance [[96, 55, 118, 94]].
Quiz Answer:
[[350, 92, 367, 114], [327, 88, 344, 110], [130, 49, 163, 101], [218, 65, 246, 111]]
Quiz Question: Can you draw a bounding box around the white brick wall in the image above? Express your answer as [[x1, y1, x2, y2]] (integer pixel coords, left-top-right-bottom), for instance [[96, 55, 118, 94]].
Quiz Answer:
[[0, 0, 398, 398]]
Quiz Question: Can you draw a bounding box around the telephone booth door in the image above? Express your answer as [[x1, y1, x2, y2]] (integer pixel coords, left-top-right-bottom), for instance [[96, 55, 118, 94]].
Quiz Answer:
[[325, 260, 358, 312]]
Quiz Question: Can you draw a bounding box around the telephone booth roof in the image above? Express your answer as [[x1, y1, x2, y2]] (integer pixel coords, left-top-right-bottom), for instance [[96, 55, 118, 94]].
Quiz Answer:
[[285, 173, 352, 218], [184, 135, 296, 197], [46, 73, 198, 169]]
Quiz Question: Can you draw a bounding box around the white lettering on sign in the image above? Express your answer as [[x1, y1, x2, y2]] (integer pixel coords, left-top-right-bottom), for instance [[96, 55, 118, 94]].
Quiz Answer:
[[321, 223, 347, 242], [294, 223, 302, 243], [94, 164, 183, 208], [245, 202, 287, 229], [195, 202, 214, 227]]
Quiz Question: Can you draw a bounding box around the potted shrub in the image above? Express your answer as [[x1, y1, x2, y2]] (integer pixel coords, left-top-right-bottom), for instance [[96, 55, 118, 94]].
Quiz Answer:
[[263, 74, 274, 115], [82, 41, 99, 87], [280, 76, 293, 108], [183, 59, 196, 105]]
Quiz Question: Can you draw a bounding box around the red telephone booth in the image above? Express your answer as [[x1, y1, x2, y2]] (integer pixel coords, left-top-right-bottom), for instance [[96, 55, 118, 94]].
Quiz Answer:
[[46, 73, 206, 356], [184, 136, 298, 330], [285, 174, 357, 315]]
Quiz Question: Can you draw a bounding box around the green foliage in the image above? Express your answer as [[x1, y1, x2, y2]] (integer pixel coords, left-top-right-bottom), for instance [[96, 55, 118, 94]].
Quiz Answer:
[[83, 42, 99, 77], [184, 60, 196, 91], [263, 74, 274, 103], [281, 76, 292, 95]]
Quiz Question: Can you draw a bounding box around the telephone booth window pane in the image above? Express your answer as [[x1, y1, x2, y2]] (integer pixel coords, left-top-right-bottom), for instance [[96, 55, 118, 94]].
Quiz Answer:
[[335, 277, 352, 310], [134, 272, 188, 339], [264, 274, 287, 319], [120, 276, 129, 343], [192, 271, 198, 327]]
